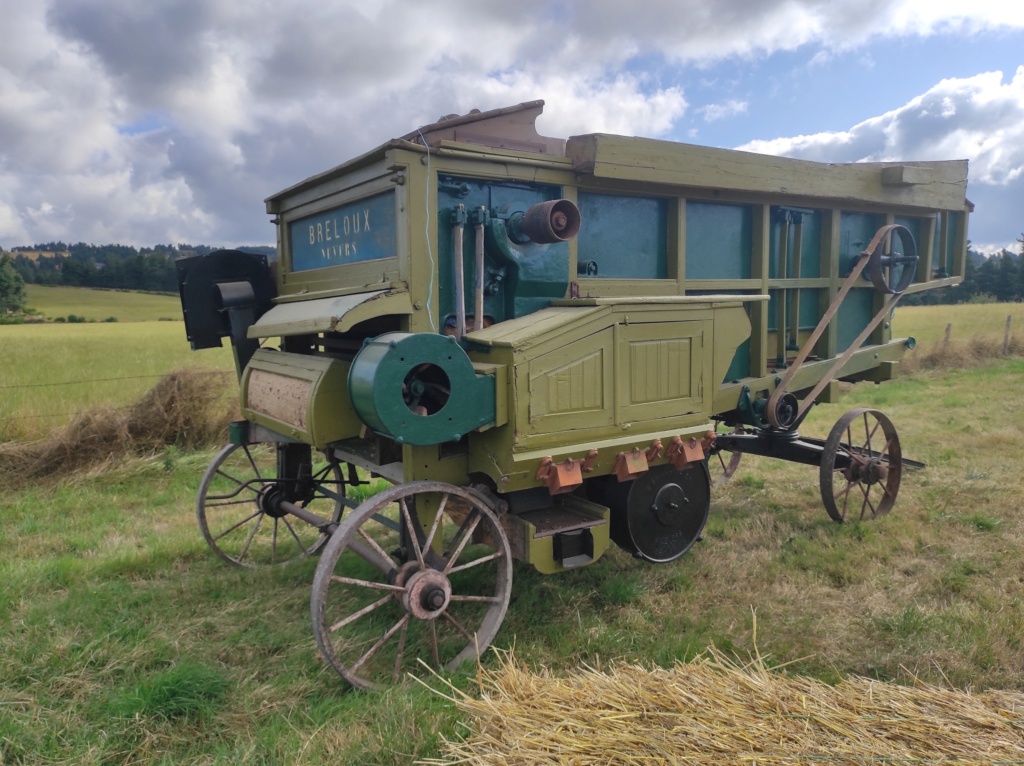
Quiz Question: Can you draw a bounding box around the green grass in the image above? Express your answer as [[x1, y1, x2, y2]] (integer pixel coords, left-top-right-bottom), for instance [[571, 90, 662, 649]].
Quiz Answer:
[[0, 321, 234, 440], [25, 284, 184, 322], [3, 302, 1024, 762], [892, 300, 1024, 345]]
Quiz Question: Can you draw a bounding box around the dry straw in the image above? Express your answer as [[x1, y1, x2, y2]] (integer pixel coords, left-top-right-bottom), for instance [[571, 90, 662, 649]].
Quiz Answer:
[[0, 369, 235, 486], [419, 646, 1024, 765]]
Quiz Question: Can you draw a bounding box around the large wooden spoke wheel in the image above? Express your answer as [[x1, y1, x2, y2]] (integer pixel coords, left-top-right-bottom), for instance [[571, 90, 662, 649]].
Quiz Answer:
[[311, 481, 512, 690], [819, 409, 902, 523], [196, 442, 344, 567]]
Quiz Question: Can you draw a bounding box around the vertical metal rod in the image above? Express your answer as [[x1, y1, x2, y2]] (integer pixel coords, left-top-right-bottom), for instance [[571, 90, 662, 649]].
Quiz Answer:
[[452, 205, 466, 339], [474, 207, 485, 332], [776, 216, 790, 366], [789, 217, 803, 350]]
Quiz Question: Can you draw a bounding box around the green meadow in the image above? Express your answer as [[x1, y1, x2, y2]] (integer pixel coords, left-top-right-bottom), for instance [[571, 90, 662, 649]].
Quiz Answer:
[[24, 284, 185, 322], [2, 292, 1024, 763]]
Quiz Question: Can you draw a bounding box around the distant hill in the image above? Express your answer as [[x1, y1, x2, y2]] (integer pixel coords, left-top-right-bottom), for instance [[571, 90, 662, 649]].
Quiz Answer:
[[24, 284, 185, 322]]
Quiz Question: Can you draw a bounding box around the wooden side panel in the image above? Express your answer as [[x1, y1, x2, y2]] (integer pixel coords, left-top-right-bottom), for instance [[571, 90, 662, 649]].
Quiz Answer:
[[526, 328, 615, 433], [617, 321, 704, 422], [567, 134, 969, 212]]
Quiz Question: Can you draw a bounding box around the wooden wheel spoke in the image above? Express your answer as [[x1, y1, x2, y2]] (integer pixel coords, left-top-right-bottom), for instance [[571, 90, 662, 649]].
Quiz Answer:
[[446, 549, 504, 575], [350, 614, 410, 674], [329, 594, 393, 633], [210, 471, 261, 499]]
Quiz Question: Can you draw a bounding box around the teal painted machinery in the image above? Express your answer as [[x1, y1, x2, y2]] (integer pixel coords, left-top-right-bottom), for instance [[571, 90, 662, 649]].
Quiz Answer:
[[177, 101, 970, 689]]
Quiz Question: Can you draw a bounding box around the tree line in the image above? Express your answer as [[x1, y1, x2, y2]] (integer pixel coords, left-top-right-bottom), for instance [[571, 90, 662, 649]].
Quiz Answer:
[[901, 237, 1024, 305], [5, 242, 275, 295]]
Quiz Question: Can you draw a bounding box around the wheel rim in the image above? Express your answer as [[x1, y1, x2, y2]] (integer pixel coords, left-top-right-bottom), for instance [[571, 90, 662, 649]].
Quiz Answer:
[[820, 409, 902, 523], [311, 481, 512, 690], [196, 443, 344, 567]]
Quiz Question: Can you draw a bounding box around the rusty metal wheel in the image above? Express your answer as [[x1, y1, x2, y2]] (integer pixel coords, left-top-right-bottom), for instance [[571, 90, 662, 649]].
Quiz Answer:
[[708, 426, 744, 486], [311, 481, 512, 690], [197, 442, 345, 568], [820, 409, 902, 523]]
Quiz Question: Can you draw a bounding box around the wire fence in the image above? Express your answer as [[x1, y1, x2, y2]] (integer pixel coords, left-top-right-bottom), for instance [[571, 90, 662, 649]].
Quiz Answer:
[[0, 370, 234, 424]]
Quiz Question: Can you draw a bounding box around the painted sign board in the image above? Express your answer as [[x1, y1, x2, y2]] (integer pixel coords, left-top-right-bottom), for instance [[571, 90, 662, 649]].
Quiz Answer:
[[290, 191, 397, 272]]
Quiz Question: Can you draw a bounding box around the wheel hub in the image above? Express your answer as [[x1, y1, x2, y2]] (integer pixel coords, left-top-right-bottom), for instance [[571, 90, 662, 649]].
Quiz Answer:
[[402, 569, 452, 620], [257, 484, 290, 518], [650, 483, 688, 528]]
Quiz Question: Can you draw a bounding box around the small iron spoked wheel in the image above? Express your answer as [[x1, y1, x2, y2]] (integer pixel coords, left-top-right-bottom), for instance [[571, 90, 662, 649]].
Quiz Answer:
[[820, 408, 902, 523], [311, 481, 512, 690], [708, 426, 744, 487], [197, 442, 345, 568]]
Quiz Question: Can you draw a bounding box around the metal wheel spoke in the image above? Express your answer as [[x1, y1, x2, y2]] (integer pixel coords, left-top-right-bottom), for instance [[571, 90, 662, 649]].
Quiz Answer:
[[351, 614, 410, 674], [392, 618, 409, 684], [271, 517, 278, 565], [237, 513, 264, 563], [330, 575, 405, 592], [446, 549, 505, 575], [281, 515, 310, 556], [210, 471, 261, 499], [329, 594, 393, 633], [400, 498, 425, 568], [422, 493, 449, 555], [443, 511, 482, 574], [241, 445, 263, 481], [211, 509, 262, 542], [428, 620, 440, 669], [442, 611, 477, 643], [356, 526, 399, 571], [449, 594, 502, 603]]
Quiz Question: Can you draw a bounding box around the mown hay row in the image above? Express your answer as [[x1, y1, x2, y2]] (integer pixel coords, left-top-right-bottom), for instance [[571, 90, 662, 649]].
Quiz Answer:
[[421, 649, 1024, 765], [0, 369, 235, 486]]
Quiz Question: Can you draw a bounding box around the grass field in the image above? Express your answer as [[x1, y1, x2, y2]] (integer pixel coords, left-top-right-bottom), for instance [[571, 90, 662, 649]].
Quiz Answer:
[[24, 284, 184, 322], [2, 301, 1024, 763]]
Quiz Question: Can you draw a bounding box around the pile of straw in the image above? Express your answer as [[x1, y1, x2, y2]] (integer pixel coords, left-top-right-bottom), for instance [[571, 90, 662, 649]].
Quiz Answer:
[[0, 369, 234, 486], [421, 649, 1024, 765]]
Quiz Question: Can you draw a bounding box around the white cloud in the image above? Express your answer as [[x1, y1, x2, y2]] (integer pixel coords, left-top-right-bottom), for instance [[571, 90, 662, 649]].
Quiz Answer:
[[698, 100, 748, 123], [0, 1, 1022, 246]]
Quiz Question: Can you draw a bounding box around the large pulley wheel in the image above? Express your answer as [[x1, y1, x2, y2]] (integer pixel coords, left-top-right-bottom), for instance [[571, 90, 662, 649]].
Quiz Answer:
[[196, 442, 345, 567], [866, 224, 918, 295], [604, 463, 711, 563], [820, 409, 902, 523], [311, 481, 512, 690]]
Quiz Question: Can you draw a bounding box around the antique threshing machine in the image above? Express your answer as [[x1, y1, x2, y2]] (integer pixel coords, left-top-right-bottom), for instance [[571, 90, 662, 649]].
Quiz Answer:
[[177, 101, 969, 688]]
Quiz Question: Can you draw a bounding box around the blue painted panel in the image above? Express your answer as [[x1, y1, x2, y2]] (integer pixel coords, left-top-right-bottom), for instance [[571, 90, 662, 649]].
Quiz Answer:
[[685, 202, 751, 279], [577, 193, 667, 279], [769, 208, 822, 279], [290, 191, 396, 272]]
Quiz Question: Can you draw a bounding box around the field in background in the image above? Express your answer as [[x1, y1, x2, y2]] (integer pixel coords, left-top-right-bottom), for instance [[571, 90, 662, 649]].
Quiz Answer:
[[0, 321, 234, 440], [24, 284, 184, 322], [2, 298, 1024, 762]]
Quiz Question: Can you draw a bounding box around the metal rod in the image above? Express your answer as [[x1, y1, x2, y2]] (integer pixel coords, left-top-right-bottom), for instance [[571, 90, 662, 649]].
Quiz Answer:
[[776, 216, 790, 366], [789, 217, 803, 350], [452, 205, 466, 339], [474, 207, 485, 332]]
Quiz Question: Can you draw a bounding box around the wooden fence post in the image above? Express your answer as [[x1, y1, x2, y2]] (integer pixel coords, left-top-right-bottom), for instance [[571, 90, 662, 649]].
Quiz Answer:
[[944, 323, 952, 350], [1004, 315, 1012, 355]]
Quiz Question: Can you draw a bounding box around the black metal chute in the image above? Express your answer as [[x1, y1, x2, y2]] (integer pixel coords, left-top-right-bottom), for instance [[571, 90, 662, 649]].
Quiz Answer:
[[176, 249, 276, 377]]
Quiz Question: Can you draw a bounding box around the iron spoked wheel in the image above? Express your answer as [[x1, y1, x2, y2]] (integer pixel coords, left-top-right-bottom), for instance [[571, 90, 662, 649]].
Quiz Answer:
[[820, 408, 902, 523], [197, 443, 345, 568], [708, 426, 744, 487], [311, 481, 512, 690]]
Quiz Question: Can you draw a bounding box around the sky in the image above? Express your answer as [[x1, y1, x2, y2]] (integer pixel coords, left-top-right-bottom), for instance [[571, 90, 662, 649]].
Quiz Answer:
[[1, 1, 1023, 254]]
